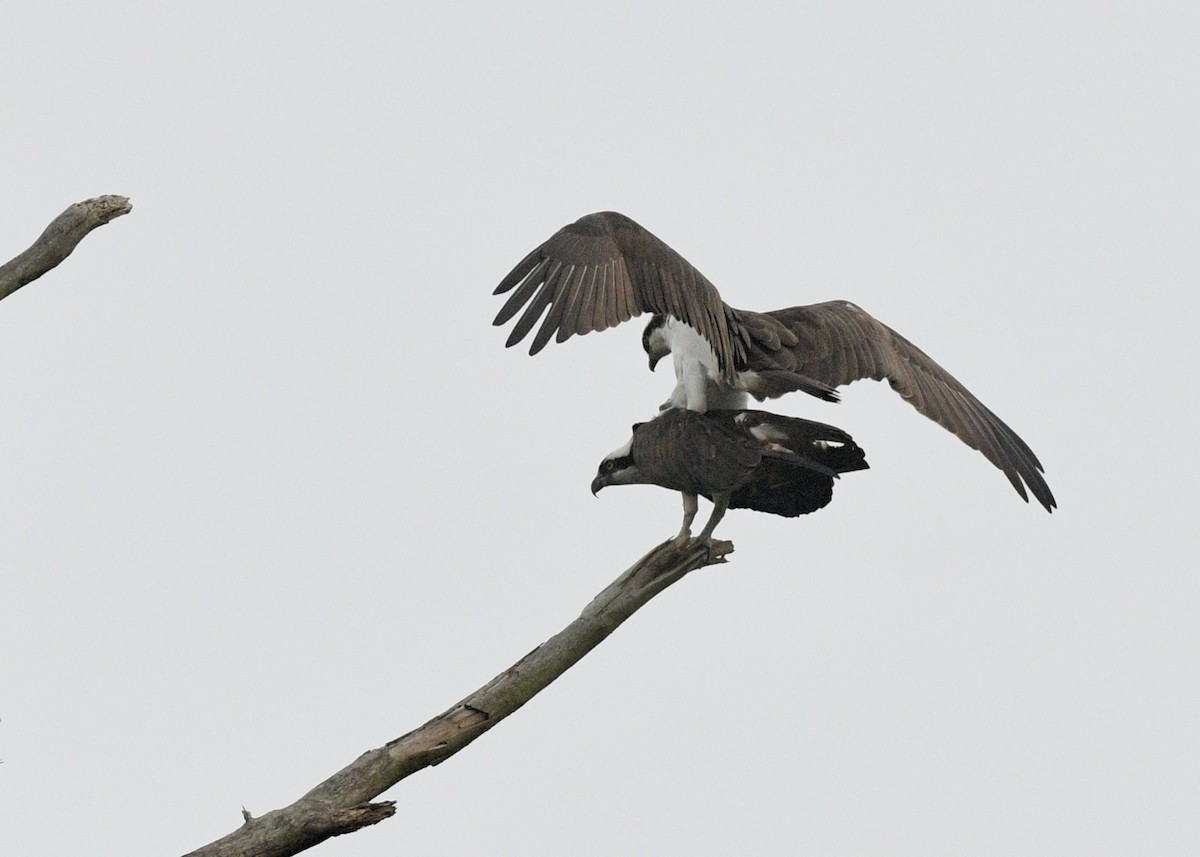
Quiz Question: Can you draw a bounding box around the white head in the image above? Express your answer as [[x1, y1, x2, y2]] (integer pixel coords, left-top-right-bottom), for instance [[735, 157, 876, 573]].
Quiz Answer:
[[590, 431, 643, 495]]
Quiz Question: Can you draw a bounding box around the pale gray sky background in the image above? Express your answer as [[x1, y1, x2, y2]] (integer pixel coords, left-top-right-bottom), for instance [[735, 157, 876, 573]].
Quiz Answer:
[[2, 3, 1197, 855]]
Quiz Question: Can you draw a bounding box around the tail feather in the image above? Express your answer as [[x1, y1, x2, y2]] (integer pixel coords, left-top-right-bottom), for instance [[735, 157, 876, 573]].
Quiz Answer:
[[702, 410, 869, 517], [745, 369, 840, 403]]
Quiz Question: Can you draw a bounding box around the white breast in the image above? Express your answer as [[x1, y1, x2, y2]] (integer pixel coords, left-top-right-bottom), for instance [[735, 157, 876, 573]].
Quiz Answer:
[[664, 317, 718, 374], [660, 317, 747, 411]]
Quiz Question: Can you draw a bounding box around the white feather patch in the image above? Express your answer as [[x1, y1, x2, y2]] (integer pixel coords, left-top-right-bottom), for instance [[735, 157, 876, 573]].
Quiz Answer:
[[664, 317, 719, 370], [602, 436, 634, 462]]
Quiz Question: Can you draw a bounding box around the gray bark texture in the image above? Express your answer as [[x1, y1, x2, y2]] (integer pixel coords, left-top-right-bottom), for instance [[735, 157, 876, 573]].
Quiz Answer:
[[0, 195, 131, 301], [183, 538, 733, 857]]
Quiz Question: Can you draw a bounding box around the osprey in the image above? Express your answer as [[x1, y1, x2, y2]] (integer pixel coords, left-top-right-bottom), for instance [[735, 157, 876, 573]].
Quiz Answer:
[[591, 409, 869, 546], [494, 211, 1055, 512]]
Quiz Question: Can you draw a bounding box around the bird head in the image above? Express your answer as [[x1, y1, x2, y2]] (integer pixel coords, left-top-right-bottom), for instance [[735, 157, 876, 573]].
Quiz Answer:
[[591, 436, 639, 495], [642, 315, 671, 371]]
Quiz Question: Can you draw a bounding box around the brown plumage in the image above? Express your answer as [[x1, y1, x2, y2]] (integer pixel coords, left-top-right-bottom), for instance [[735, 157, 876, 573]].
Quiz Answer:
[[591, 409, 869, 544], [496, 211, 1055, 512], [496, 211, 771, 382]]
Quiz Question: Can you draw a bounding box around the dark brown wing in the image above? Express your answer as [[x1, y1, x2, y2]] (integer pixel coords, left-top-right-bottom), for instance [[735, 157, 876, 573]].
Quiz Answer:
[[630, 410, 761, 495], [762, 301, 1056, 512], [700, 409, 870, 516], [493, 212, 742, 378]]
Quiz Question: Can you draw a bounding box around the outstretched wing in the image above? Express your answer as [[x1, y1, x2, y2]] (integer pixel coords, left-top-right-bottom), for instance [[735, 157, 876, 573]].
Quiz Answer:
[[493, 211, 742, 378], [763, 301, 1056, 512]]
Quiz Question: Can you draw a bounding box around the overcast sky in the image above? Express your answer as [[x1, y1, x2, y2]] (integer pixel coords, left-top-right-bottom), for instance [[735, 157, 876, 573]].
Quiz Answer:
[[2, 3, 1197, 855]]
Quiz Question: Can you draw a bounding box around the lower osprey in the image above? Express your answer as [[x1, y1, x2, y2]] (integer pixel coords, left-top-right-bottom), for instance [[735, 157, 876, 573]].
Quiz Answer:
[[591, 409, 869, 546]]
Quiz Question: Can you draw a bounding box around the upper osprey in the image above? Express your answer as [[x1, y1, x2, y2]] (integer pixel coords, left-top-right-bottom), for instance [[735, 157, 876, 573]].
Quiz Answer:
[[493, 211, 1055, 512]]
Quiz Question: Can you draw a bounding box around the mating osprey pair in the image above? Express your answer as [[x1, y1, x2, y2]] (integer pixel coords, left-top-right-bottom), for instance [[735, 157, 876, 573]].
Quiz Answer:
[[494, 211, 1054, 545]]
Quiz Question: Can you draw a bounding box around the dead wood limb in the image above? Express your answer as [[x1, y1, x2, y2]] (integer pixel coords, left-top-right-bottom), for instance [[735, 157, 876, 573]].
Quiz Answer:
[[0, 195, 131, 302], [183, 537, 733, 857]]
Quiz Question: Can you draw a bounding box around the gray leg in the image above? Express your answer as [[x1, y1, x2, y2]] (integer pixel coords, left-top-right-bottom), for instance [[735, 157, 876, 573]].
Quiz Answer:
[[673, 492, 699, 546], [696, 493, 730, 544]]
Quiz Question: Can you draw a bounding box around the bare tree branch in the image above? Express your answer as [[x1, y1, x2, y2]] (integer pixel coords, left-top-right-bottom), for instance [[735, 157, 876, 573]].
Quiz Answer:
[[184, 538, 734, 857], [0, 195, 131, 302]]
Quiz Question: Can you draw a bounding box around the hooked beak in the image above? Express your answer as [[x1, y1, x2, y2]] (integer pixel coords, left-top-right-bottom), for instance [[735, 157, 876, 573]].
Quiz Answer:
[[590, 474, 608, 496], [648, 353, 663, 372]]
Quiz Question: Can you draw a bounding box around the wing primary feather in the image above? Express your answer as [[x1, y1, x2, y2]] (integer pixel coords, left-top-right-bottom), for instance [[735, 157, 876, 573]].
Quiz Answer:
[[493, 246, 543, 295], [493, 265, 545, 326], [531, 264, 579, 354], [505, 260, 563, 347]]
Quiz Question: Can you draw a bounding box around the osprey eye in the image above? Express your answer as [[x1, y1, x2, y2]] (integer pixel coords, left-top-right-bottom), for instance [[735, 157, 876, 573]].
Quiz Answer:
[[604, 461, 615, 470]]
